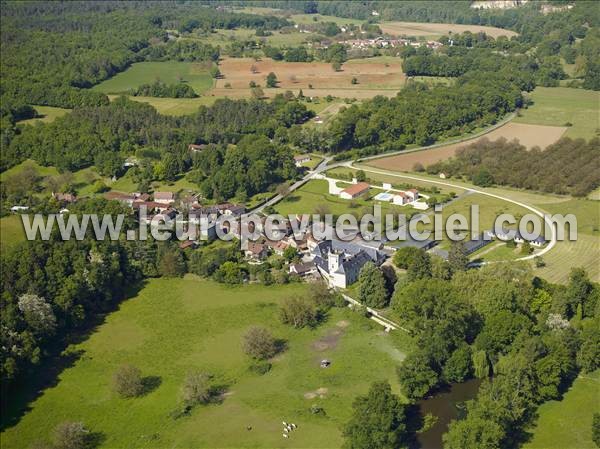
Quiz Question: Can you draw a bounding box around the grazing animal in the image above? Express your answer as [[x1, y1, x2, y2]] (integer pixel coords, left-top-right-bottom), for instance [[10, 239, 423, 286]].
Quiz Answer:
[[291, 424, 297, 429], [283, 428, 289, 433], [283, 434, 289, 438], [287, 425, 292, 431], [282, 421, 287, 426]]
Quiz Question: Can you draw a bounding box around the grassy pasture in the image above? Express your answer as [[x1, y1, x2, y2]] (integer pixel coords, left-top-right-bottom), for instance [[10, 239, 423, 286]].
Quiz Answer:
[[1, 277, 410, 449], [523, 371, 600, 449], [274, 179, 416, 218], [514, 87, 600, 140], [92, 62, 214, 95], [108, 94, 217, 116], [0, 215, 26, 251], [192, 28, 310, 47], [17, 106, 71, 125], [532, 197, 600, 283]]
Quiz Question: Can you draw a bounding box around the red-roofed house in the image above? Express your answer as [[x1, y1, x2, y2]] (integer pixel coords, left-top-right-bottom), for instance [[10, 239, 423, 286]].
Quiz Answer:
[[153, 191, 175, 205], [339, 182, 370, 200]]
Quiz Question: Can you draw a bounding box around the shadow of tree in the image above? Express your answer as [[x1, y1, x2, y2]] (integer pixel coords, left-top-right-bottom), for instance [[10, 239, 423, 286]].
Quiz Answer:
[[141, 376, 162, 396]]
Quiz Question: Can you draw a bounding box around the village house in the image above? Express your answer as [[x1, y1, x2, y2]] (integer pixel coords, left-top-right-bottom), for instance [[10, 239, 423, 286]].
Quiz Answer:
[[245, 242, 268, 261], [289, 261, 317, 277], [188, 143, 208, 153], [52, 192, 77, 204], [153, 191, 175, 205], [339, 182, 370, 200], [294, 154, 311, 167]]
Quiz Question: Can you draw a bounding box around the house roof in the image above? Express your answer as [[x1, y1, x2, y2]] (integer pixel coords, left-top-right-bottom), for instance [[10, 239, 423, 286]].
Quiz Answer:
[[290, 262, 315, 274], [294, 154, 310, 161], [246, 242, 266, 255], [179, 240, 196, 249], [341, 182, 370, 196], [154, 191, 174, 201], [104, 191, 134, 201]]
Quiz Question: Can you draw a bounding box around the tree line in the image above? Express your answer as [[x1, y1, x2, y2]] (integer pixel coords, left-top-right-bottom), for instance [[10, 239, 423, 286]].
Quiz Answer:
[[130, 80, 198, 98]]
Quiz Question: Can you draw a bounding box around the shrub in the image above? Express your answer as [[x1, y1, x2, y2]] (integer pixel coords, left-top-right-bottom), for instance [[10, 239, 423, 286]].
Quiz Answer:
[[112, 364, 144, 398], [279, 296, 320, 328], [249, 361, 272, 375], [242, 326, 278, 360], [181, 371, 212, 407], [53, 421, 90, 449]]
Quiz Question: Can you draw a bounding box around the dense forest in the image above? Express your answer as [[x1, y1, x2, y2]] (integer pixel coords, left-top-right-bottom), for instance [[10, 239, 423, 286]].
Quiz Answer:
[[131, 80, 198, 98], [425, 137, 600, 196], [326, 73, 522, 152], [0, 2, 287, 111]]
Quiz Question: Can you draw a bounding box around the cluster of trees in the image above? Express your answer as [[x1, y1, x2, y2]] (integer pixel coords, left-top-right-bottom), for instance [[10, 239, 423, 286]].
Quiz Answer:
[[426, 137, 600, 196], [327, 76, 522, 151], [3, 95, 311, 185], [385, 245, 600, 446], [403, 45, 561, 88], [130, 80, 198, 98], [141, 40, 220, 63]]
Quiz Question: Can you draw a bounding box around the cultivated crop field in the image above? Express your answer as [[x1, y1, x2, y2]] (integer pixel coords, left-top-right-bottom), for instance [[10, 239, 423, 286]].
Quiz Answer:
[[379, 21, 518, 38], [1, 277, 410, 449], [92, 62, 214, 95], [366, 122, 568, 172], [215, 57, 405, 93], [514, 87, 600, 140]]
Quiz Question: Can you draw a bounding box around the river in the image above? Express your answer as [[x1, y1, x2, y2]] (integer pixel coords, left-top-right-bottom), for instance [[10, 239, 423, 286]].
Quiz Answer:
[[416, 378, 482, 449]]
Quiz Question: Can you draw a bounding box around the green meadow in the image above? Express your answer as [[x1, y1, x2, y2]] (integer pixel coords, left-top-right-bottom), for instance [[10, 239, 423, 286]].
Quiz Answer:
[[1, 277, 411, 449], [92, 62, 214, 95], [0, 215, 26, 250], [274, 179, 417, 218], [524, 371, 600, 449], [18, 106, 71, 125], [514, 87, 600, 139]]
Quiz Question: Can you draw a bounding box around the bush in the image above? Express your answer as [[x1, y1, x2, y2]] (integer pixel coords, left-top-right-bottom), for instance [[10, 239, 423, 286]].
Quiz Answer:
[[112, 364, 144, 398], [279, 296, 320, 328], [53, 421, 90, 449], [242, 326, 278, 360], [181, 371, 212, 407], [249, 361, 272, 375]]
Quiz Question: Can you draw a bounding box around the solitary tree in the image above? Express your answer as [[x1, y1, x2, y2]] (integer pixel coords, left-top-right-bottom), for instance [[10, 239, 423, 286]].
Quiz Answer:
[[279, 296, 319, 328], [112, 364, 144, 398], [266, 72, 278, 88], [242, 326, 278, 360], [53, 421, 90, 449], [343, 381, 408, 449], [358, 263, 388, 308], [181, 371, 212, 407], [448, 241, 469, 272]]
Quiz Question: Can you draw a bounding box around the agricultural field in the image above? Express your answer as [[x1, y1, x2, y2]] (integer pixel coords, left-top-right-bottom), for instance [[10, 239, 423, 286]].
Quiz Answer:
[[1, 277, 410, 449], [17, 106, 71, 125], [366, 122, 567, 172], [214, 57, 404, 98], [379, 21, 518, 38], [92, 62, 214, 95], [523, 371, 600, 449], [514, 87, 600, 140]]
